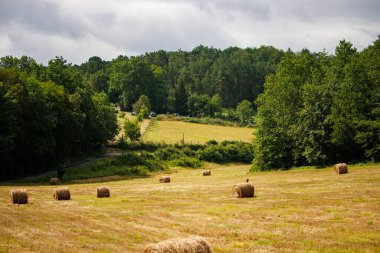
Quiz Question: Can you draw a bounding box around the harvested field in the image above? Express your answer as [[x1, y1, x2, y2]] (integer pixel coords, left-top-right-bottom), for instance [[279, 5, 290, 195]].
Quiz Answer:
[[143, 120, 254, 144], [0, 164, 379, 252]]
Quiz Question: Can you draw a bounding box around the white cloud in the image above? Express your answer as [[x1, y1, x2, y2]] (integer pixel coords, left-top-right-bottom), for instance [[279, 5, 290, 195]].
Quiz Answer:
[[0, 0, 379, 64]]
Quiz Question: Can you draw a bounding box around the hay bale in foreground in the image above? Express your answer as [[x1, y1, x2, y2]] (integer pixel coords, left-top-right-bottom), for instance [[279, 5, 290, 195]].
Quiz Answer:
[[232, 183, 254, 198], [159, 176, 171, 183], [333, 163, 348, 174], [50, 177, 61, 185], [144, 236, 212, 253], [10, 189, 28, 204], [203, 170, 211, 176], [53, 187, 71, 200], [96, 186, 110, 198]]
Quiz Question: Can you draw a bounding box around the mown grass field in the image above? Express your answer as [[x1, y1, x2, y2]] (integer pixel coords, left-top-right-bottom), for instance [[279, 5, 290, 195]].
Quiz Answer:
[[143, 120, 255, 144], [1, 163, 379, 252]]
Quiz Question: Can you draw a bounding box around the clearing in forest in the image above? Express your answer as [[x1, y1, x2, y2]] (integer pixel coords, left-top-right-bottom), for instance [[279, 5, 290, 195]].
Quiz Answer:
[[143, 120, 254, 144]]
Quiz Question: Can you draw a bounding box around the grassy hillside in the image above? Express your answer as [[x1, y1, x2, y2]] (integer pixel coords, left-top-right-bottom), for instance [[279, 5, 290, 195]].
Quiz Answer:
[[143, 120, 255, 144], [1, 163, 379, 252]]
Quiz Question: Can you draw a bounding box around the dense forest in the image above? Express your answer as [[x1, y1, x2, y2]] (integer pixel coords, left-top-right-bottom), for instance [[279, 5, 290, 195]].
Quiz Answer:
[[252, 38, 380, 170], [0, 45, 283, 180], [1, 38, 379, 179], [0, 59, 118, 180], [82, 45, 284, 117]]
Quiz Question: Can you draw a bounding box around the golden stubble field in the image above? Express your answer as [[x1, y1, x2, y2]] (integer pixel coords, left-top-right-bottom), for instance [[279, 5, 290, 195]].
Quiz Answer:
[[143, 120, 255, 144], [0, 164, 379, 253]]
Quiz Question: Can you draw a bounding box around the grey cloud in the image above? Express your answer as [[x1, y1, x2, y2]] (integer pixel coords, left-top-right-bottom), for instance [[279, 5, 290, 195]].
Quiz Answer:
[[0, 0, 379, 64], [0, 0, 86, 38]]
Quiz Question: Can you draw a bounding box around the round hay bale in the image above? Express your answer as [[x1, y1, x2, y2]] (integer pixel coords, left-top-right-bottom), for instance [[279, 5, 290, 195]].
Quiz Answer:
[[53, 187, 71, 200], [333, 163, 348, 174], [203, 170, 211, 176], [96, 186, 110, 198], [50, 177, 61, 185], [144, 236, 212, 253], [232, 183, 254, 198], [159, 176, 171, 183], [10, 189, 28, 204]]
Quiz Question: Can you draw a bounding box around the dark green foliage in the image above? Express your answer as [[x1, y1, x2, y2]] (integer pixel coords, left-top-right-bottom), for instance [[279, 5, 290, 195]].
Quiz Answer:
[[132, 95, 151, 114], [124, 120, 141, 141], [156, 114, 245, 127], [138, 104, 149, 119], [121, 141, 167, 152], [56, 165, 66, 180], [197, 145, 224, 163], [153, 146, 203, 168], [197, 141, 254, 163], [236, 100, 255, 124], [170, 157, 203, 168], [149, 141, 252, 167], [102, 45, 283, 114], [154, 146, 184, 161], [0, 57, 118, 180], [63, 152, 167, 180], [253, 38, 380, 171], [206, 140, 218, 145], [108, 58, 166, 111]]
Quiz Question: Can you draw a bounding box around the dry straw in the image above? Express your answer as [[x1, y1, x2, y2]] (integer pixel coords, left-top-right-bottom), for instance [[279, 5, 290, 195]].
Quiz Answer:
[[203, 170, 211, 176], [232, 183, 254, 198], [50, 178, 61, 185], [54, 187, 71, 200], [144, 236, 212, 253], [10, 189, 28, 204], [96, 186, 110, 198], [333, 163, 348, 174], [160, 176, 171, 183]]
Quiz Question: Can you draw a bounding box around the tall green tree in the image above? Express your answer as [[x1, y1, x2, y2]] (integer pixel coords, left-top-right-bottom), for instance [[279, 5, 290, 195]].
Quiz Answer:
[[132, 95, 151, 114], [124, 119, 141, 141], [236, 100, 254, 124], [253, 50, 317, 170]]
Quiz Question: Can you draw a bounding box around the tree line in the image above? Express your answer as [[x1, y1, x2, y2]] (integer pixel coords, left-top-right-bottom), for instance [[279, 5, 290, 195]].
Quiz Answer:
[[79, 45, 284, 116], [0, 57, 118, 180], [1, 38, 378, 179], [0, 45, 281, 180], [252, 38, 380, 170]]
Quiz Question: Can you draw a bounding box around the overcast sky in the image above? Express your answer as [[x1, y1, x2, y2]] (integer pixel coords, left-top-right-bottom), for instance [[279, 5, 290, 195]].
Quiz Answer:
[[0, 0, 379, 64]]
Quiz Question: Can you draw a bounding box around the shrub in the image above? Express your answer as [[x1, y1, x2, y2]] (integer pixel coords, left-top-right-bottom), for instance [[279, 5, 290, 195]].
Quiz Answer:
[[206, 140, 218, 145], [124, 119, 141, 141], [170, 157, 203, 168], [197, 141, 253, 163], [62, 152, 167, 180], [196, 145, 224, 163], [56, 165, 66, 180], [154, 146, 184, 161], [182, 146, 196, 157], [123, 141, 166, 151], [132, 95, 151, 114]]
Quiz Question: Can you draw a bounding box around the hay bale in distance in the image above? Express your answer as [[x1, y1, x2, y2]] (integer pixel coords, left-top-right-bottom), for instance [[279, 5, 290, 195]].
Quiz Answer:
[[144, 236, 212, 253], [232, 183, 254, 198], [96, 186, 110, 198], [333, 163, 348, 174], [203, 170, 211, 176], [54, 187, 71, 200], [10, 189, 28, 204], [160, 176, 171, 183], [50, 177, 61, 185]]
